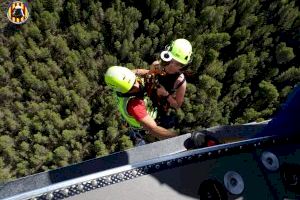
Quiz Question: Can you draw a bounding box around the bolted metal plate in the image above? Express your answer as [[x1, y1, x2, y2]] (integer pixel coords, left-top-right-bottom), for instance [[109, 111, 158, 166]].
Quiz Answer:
[[261, 151, 279, 171], [224, 171, 245, 195]]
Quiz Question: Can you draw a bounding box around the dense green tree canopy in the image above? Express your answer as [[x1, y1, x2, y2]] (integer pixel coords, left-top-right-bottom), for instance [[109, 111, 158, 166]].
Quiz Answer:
[[0, 0, 299, 182]]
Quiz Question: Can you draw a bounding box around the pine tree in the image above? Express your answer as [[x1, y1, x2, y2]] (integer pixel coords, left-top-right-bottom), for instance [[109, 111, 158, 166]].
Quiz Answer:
[[275, 42, 295, 64]]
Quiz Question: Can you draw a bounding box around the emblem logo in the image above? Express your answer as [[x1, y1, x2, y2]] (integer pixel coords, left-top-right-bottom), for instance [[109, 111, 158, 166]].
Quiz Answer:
[[7, 1, 29, 25]]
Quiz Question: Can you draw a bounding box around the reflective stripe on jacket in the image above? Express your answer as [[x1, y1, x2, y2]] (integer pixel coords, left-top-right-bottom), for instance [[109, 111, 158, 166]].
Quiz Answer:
[[117, 78, 157, 128]]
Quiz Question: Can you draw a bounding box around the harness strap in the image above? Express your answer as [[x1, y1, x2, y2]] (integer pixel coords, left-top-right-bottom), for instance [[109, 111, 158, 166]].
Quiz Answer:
[[169, 76, 186, 94], [117, 92, 141, 97], [175, 77, 186, 90]]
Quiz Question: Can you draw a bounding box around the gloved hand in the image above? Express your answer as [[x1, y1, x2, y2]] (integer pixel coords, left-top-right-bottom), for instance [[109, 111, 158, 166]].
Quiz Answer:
[[156, 85, 169, 97], [185, 131, 221, 149]]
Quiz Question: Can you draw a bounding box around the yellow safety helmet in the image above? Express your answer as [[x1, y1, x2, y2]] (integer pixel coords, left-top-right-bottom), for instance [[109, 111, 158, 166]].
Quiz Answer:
[[104, 66, 136, 93], [161, 39, 192, 65]]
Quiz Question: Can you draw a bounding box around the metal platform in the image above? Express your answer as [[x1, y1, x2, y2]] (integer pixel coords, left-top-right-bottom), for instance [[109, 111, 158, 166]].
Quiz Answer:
[[1, 123, 300, 200]]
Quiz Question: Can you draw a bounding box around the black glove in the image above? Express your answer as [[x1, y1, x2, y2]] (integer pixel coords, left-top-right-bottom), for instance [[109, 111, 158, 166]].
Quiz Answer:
[[185, 131, 221, 149]]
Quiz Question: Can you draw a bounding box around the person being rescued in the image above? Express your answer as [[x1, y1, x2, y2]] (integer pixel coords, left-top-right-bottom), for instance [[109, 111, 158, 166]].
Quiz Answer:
[[132, 38, 193, 128], [105, 66, 178, 146]]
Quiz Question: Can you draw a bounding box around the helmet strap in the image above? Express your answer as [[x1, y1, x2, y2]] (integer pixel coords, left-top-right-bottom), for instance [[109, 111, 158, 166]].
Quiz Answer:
[[116, 81, 145, 98], [181, 65, 189, 71]]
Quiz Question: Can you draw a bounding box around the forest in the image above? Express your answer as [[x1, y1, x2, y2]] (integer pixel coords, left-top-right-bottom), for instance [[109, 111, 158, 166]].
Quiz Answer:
[[0, 0, 299, 182]]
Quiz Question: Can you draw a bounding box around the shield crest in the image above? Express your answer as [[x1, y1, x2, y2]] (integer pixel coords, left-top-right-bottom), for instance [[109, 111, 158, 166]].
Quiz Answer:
[[7, 1, 29, 25]]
